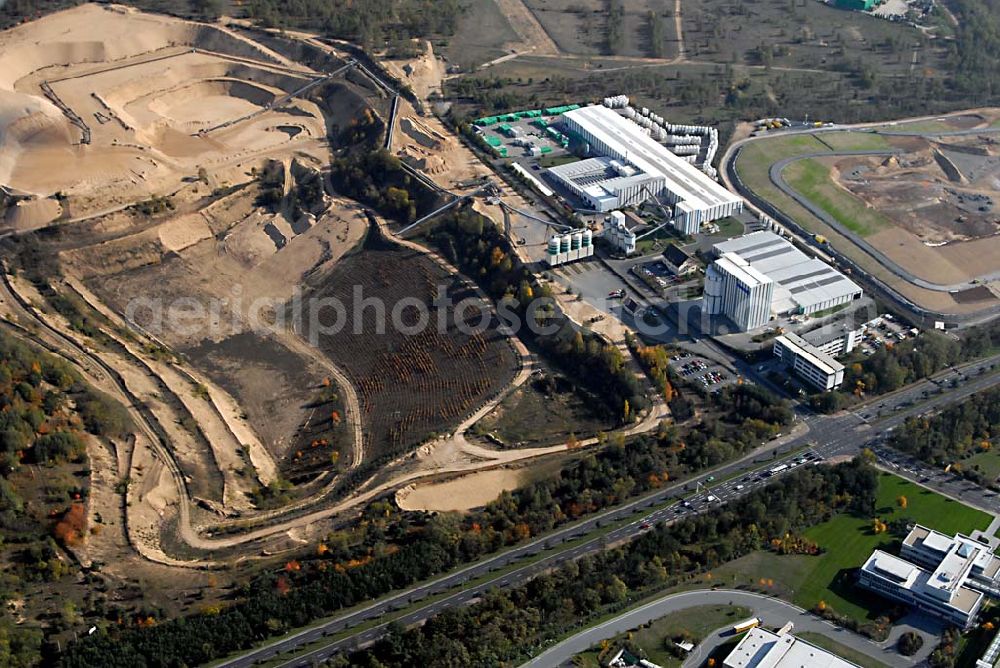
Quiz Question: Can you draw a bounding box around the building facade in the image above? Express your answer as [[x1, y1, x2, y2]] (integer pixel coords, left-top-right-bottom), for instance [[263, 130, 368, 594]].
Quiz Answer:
[[704, 252, 774, 331], [772, 332, 845, 391], [858, 525, 1000, 630]]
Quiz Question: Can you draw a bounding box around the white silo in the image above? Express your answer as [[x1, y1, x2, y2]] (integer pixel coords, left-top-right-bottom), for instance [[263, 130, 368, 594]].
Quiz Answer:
[[703, 263, 725, 315]]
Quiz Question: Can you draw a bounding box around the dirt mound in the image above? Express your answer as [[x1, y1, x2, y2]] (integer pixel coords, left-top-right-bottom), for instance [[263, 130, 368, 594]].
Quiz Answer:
[[3, 196, 62, 230]]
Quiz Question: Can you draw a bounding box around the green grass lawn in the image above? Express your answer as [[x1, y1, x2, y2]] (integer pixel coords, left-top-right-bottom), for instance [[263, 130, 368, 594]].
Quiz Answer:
[[736, 134, 831, 185], [711, 473, 992, 624], [573, 604, 751, 668], [797, 632, 892, 668], [538, 154, 580, 168], [734, 134, 833, 239], [783, 157, 893, 237], [816, 131, 893, 152], [960, 450, 1000, 482], [708, 216, 745, 239]]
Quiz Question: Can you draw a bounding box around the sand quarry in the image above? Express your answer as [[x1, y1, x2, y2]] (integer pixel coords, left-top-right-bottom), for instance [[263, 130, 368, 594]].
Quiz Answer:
[[0, 4, 330, 228], [0, 5, 620, 572]]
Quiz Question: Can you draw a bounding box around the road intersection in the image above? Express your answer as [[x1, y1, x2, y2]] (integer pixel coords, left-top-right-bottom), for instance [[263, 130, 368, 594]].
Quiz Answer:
[[218, 353, 1000, 667]]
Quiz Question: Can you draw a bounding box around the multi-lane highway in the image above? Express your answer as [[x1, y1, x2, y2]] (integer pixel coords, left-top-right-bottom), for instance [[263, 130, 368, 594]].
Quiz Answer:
[[219, 353, 1000, 668]]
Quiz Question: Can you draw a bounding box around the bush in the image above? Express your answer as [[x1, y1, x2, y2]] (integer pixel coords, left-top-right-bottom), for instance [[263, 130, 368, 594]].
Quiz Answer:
[[898, 631, 923, 656]]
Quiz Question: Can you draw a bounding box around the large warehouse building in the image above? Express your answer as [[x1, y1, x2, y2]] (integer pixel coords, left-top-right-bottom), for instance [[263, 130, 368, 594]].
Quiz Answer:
[[702, 231, 863, 331], [551, 105, 743, 233]]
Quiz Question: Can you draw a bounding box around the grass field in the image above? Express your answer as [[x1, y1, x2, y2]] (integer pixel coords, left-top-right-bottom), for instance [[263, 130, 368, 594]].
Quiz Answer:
[[710, 473, 992, 623], [815, 132, 894, 152], [960, 450, 1000, 482], [797, 632, 892, 668], [573, 604, 751, 668], [782, 157, 893, 237], [441, 0, 519, 69]]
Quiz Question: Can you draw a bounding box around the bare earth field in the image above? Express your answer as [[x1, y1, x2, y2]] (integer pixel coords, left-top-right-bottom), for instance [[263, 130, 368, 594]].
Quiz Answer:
[[0, 4, 330, 227], [395, 467, 527, 512], [824, 131, 1000, 287], [734, 115, 1000, 315], [0, 4, 621, 574]]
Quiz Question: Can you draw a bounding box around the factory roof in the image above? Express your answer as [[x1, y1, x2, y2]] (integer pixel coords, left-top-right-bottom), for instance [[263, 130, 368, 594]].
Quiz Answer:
[[562, 105, 741, 212], [717, 252, 772, 290], [724, 628, 860, 668], [713, 232, 862, 313], [548, 156, 661, 207]]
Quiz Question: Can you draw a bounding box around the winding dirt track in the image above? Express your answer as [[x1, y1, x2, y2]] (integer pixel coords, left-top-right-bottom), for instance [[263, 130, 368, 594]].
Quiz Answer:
[[0, 204, 666, 567]]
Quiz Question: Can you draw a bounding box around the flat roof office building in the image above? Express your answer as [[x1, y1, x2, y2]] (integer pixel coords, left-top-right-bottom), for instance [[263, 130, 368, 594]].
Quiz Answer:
[[555, 105, 743, 231], [859, 550, 984, 629], [773, 332, 846, 391], [724, 627, 860, 668], [858, 524, 1000, 630], [901, 525, 1000, 595]]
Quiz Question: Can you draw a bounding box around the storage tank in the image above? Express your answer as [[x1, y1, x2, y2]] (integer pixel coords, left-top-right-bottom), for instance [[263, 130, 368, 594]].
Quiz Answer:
[[571, 231, 582, 250], [560, 235, 571, 253], [582, 229, 593, 248], [641, 107, 649, 116], [671, 144, 699, 156], [548, 236, 560, 257]]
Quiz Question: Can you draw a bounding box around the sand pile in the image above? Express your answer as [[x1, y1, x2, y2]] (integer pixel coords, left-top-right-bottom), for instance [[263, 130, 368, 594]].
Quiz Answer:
[[4, 196, 62, 230]]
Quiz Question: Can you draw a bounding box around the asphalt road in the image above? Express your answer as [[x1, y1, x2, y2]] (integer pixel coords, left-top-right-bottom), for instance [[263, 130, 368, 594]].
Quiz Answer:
[[519, 589, 933, 668], [721, 129, 1000, 328], [768, 149, 1000, 292], [219, 354, 1000, 668]]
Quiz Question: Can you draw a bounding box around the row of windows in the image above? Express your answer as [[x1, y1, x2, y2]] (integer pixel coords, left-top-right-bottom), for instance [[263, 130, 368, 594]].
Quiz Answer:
[[859, 573, 978, 627]]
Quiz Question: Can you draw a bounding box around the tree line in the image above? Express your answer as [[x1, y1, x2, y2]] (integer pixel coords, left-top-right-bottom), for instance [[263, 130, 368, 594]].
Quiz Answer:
[[336, 459, 879, 667], [889, 387, 1000, 489], [0, 329, 132, 667], [426, 207, 646, 422], [59, 342, 793, 666]]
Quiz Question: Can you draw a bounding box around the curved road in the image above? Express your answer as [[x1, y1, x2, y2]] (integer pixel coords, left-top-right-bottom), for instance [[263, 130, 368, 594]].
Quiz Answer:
[[719, 115, 1000, 326], [519, 589, 933, 668], [769, 149, 1000, 292]]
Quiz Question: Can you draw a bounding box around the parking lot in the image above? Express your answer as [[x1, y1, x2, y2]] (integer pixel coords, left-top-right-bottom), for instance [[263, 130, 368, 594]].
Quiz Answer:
[[667, 350, 738, 393], [857, 314, 921, 356]]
